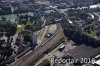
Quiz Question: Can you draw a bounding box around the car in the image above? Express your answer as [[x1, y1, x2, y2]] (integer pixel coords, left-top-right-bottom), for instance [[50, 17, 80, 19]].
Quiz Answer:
[[58, 44, 65, 52]]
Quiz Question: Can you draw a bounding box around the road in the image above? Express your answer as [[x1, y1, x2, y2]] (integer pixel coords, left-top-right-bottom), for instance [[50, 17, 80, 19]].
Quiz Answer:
[[34, 44, 62, 66], [37, 26, 50, 45], [8, 24, 63, 66], [34, 38, 76, 66]]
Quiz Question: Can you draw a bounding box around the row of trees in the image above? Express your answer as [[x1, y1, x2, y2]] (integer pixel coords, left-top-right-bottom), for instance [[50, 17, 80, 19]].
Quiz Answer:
[[18, 14, 34, 24]]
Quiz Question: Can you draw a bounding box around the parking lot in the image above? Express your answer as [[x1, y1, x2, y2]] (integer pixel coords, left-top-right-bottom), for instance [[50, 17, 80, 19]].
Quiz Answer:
[[53, 40, 77, 58]]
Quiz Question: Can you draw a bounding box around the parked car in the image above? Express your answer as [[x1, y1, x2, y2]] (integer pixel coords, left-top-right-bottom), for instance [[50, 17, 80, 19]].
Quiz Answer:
[[58, 44, 65, 52]]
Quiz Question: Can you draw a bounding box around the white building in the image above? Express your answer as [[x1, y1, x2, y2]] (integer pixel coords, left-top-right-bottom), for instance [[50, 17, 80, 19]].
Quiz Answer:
[[90, 3, 100, 8]]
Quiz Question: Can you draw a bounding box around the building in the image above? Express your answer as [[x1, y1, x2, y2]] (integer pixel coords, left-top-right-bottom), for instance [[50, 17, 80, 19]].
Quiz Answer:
[[64, 44, 100, 60], [32, 35, 37, 46]]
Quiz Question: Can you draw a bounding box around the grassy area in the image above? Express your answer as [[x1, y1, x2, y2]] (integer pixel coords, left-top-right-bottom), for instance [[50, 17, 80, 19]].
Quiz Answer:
[[90, 29, 97, 38], [17, 21, 35, 32], [17, 24, 26, 32], [26, 21, 34, 26]]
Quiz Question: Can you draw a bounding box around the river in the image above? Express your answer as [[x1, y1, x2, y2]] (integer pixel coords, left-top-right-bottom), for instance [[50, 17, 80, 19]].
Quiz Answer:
[[0, 12, 34, 22]]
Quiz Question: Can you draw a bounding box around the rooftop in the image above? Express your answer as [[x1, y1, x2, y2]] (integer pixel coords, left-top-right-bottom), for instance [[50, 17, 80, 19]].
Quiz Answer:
[[65, 44, 100, 59]]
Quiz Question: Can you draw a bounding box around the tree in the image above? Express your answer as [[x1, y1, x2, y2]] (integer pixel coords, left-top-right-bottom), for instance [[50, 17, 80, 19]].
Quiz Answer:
[[23, 34, 32, 42], [0, 20, 17, 35], [24, 14, 28, 19], [1, 17, 6, 22]]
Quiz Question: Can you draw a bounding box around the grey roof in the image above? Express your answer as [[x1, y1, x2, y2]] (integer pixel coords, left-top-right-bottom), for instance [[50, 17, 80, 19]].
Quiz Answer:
[[65, 44, 100, 59]]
